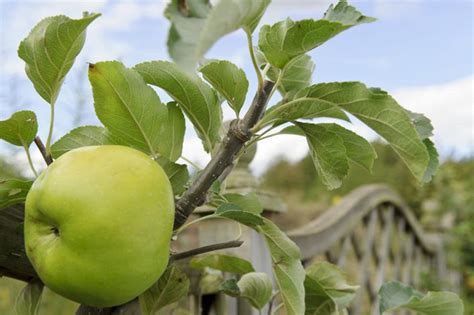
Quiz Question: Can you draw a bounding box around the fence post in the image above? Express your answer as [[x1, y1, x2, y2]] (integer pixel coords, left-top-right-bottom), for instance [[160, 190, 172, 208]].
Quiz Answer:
[[193, 144, 286, 314]]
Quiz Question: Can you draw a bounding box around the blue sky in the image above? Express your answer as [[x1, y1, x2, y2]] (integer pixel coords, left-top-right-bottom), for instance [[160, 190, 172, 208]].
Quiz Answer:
[[0, 0, 472, 175]]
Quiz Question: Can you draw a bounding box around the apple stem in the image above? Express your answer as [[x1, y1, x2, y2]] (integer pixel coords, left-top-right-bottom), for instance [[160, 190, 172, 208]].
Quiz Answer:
[[34, 136, 53, 165]]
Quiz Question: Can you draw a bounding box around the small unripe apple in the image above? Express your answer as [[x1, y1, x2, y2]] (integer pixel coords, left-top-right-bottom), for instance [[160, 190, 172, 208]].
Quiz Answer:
[[24, 145, 174, 307]]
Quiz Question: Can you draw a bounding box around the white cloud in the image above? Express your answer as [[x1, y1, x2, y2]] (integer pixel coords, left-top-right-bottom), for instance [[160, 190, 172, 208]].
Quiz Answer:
[[260, 0, 333, 24], [393, 76, 474, 157], [250, 134, 309, 176]]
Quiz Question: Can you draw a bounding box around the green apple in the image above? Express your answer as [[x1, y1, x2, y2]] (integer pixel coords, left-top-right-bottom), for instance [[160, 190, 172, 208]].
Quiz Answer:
[[24, 145, 174, 307]]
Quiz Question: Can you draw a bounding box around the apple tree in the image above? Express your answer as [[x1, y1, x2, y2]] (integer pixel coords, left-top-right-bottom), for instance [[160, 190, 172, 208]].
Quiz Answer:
[[0, 0, 464, 314]]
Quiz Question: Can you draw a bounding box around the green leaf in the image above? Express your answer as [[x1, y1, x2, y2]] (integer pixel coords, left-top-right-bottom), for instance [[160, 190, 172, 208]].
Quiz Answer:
[[407, 110, 434, 140], [220, 279, 241, 297], [215, 203, 264, 227], [18, 12, 100, 104], [237, 272, 273, 310], [88, 61, 168, 156], [14, 281, 44, 315], [200, 270, 225, 295], [256, 97, 349, 130], [165, 0, 270, 68], [422, 139, 439, 183], [267, 54, 315, 95], [292, 122, 349, 190], [224, 192, 263, 215], [139, 265, 190, 315], [159, 102, 186, 162], [200, 60, 248, 116], [134, 61, 221, 152], [220, 273, 273, 310], [165, 0, 211, 68], [0, 180, 33, 209], [155, 157, 189, 196], [318, 123, 376, 172], [198, 0, 271, 56], [256, 218, 305, 315], [50, 126, 114, 159], [259, 2, 374, 68], [379, 281, 464, 315], [297, 82, 430, 182], [0, 111, 38, 147], [404, 110, 438, 183], [305, 262, 358, 311], [304, 276, 337, 315], [190, 254, 255, 274]]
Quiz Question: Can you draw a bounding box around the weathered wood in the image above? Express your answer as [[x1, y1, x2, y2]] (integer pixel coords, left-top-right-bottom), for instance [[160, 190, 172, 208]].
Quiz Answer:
[[352, 209, 378, 315], [371, 206, 394, 315], [413, 247, 422, 287], [337, 235, 351, 268], [197, 217, 273, 315], [325, 249, 337, 264], [402, 233, 414, 284], [350, 233, 363, 261], [393, 219, 406, 281], [289, 185, 438, 260]]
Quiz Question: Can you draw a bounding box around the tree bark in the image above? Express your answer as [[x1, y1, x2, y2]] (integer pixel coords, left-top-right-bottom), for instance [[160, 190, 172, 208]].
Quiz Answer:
[[0, 204, 37, 281]]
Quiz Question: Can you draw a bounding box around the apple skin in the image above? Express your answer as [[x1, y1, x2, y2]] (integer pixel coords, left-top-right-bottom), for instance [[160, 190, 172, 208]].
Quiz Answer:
[[24, 145, 174, 307]]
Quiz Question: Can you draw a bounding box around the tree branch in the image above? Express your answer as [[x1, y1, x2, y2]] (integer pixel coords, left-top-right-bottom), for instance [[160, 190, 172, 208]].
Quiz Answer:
[[170, 240, 244, 262], [174, 80, 275, 229], [34, 136, 53, 165]]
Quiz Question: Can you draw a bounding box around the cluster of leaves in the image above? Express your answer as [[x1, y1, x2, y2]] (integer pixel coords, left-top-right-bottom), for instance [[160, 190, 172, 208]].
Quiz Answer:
[[141, 250, 359, 314], [0, 0, 463, 314]]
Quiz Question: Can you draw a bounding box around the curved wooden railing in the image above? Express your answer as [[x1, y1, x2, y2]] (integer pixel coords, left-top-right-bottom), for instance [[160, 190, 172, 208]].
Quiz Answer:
[[289, 184, 446, 315]]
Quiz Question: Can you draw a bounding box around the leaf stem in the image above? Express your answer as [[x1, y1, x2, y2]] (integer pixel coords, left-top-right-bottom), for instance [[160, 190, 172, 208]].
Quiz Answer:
[[261, 63, 271, 78], [174, 214, 216, 235], [246, 30, 263, 91], [268, 68, 283, 100], [22, 143, 38, 177], [170, 239, 244, 262], [45, 104, 55, 159]]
